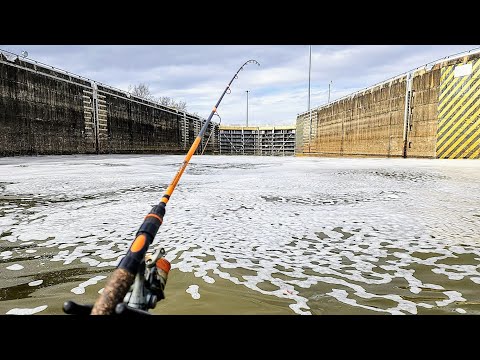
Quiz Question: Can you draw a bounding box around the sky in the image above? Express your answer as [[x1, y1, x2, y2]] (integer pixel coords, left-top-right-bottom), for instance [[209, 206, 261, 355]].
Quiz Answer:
[[1, 45, 479, 126]]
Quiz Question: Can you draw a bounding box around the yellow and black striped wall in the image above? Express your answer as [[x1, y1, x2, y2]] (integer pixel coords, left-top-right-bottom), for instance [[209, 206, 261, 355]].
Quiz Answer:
[[436, 58, 480, 159]]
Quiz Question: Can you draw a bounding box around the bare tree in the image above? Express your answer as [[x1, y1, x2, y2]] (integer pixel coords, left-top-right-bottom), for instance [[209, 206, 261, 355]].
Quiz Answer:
[[175, 100, 187, 111], [158, 96, 187, 111], [128, 83, 188, 111], [158, 96, 172, 107], [128, 83, 155, 101]]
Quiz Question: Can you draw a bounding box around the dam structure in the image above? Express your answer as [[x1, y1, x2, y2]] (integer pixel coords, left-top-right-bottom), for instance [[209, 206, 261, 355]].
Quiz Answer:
[[3, 48, 479, 159], [219, 125, 296, 156], [296, 49, 480, 159], [0, 49, 218, 157]]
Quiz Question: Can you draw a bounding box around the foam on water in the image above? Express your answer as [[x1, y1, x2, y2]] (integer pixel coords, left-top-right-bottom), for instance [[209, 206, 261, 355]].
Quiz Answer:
[[1, 155, 480, 314], [71, 275, 107, 295], [186, 285, 200, 300], [6, 264, 24, 271], [6, 305, 48, 315], [28, 280, 43, 286]]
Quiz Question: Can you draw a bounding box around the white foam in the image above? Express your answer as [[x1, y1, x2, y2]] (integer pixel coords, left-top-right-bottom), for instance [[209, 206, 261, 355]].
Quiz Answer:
[[202, 275, 215, 284], [71, 275, 107, 295], [2, 155, 480, 315], [436, 291, 466, 307], [327, 289, 389, 314], [28, 280, 43, 286], [418, 303, 434, 309], [71, 287, 85, 295], [447, 274, 464, 280], [194, 270, 207, 278], [6, 305, 48, 315], [410, 287, 421, 294], [186, 285, 200, 300], [80, 257, 100, 266], [6, 264, 24, 271], [423, 283, 444, 290]]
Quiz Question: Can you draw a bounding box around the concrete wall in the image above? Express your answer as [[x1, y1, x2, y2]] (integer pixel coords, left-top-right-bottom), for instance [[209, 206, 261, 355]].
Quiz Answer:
[[297, 50, 480, 159], [408, 66, 442, 158], [96, 85, 183, 154], [0, 51, 219, 157], [0, 54, 91, 156], [298, 77, 406, 157]]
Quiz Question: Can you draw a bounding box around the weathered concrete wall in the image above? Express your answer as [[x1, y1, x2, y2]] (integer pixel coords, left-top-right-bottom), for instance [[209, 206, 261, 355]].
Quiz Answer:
[[343, 78, 406, 157], [0, 54, 91, 156], [297, 50, 480, 159], [407, 66, 442, 158], [0, 51, 219, 157], [97, 86, 182, 154], [295, 114, 304, 155], [298, 77, 406, 157]]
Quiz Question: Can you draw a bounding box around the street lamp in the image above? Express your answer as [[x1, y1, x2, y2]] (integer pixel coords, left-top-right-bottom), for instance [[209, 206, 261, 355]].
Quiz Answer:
[[246, 90, 249, 127], [308, 45, 312, 153], [328, 80, 333, 104]]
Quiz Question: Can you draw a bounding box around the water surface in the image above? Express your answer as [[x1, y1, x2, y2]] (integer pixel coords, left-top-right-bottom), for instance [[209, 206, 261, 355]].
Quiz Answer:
[[1, 155, 479, 315]]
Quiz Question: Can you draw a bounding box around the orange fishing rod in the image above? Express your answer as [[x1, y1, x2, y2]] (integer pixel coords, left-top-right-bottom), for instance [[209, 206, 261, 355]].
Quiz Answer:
[[69, 59, 260, 315]]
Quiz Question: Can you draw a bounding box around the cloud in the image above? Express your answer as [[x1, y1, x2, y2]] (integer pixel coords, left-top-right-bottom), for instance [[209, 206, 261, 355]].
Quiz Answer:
[[1, 45, 478, 125]]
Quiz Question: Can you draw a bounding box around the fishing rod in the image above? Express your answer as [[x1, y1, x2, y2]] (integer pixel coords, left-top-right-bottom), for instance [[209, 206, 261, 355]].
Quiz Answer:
[[63, 59, 260, 315], [201, 113, 221, 155]]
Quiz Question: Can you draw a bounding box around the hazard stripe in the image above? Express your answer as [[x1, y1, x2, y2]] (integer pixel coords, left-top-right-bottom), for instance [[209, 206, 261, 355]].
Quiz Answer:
[[439, 66, 457, 100], [436, 59, 480, 159], [438, 61, 480, 119], [438, 113, 480, 158], [444, 116, 480, 159], [437, 92, 480, 148]]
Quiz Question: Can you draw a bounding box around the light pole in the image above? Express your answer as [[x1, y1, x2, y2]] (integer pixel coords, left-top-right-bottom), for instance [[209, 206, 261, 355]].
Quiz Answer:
[[328, 80, 332, 104], [246, 90, 249, 127], [308, 45, 312, 153]]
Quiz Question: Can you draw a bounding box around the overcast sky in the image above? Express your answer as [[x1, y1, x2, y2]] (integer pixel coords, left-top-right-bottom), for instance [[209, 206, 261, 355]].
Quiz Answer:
[[1, 45, 479, 125]]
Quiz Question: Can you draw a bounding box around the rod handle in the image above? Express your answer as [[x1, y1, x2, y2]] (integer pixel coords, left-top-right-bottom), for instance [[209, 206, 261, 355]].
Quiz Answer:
[[91, 268, 135, 315]]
